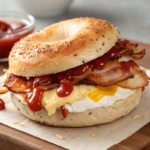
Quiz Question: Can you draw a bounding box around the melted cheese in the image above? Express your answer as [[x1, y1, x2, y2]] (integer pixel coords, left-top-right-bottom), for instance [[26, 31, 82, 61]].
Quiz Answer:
[[42, 85, 95, 116]]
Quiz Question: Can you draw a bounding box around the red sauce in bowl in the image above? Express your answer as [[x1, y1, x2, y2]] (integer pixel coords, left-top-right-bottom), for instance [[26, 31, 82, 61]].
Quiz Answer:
[[0, 20, 34, 59]]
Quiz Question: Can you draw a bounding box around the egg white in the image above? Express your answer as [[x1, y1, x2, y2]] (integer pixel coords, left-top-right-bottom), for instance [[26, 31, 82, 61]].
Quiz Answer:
[[64, 87, 136, 113]]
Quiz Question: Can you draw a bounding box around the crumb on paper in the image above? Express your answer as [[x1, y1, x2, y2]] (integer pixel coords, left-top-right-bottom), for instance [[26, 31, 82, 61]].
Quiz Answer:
[[13, 121, 19, 124], [143, 113, 148, 118], [132, 115, 139, 119], [56, 134, 63, 140], [97, 125, 101, 128], [18, 123, 24, 126], [91, 134, 96, 137], [70, 134, 74, 138]]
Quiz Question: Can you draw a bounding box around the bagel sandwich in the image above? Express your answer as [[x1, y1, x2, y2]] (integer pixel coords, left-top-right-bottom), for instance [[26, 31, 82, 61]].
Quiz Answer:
[[2, 17, 149, 127]]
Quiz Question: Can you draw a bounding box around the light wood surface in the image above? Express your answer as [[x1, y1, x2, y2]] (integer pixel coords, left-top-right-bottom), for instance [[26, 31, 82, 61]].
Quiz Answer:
[[0, 41, 150, 150]]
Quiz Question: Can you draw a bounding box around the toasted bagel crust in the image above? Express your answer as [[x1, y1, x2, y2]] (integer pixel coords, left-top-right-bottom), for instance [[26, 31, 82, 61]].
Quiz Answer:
[[10, 89, 141, 127], [9, 17, 120, 77]]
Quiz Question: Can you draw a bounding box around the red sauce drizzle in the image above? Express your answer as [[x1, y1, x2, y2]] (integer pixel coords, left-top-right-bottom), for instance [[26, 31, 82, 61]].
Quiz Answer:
[[91, 55, 107, 70], [118, 38, 130, 47], [0, 98, 5, 110], [69, 63, 92, 76], [56, 63, 92, 97], [26, 88, 44, 112], [33, 75, 52, 88], [60, 106, 68, 118], [57, 82, 73, 97], [142, 87, 145, 92]]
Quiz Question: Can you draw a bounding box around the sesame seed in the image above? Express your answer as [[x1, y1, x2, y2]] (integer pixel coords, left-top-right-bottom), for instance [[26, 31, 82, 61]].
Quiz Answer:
[[103, 35, 105, 37], [96, 39, 98, 41], [74, 54, 77, 56], [82, 60, 85, 63], [56, 134, 63, 140], [102, 42, 105, 46]]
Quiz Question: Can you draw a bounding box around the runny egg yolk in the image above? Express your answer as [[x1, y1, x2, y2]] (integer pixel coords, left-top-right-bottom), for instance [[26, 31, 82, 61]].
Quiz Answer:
[[88, 85, 118, 102]]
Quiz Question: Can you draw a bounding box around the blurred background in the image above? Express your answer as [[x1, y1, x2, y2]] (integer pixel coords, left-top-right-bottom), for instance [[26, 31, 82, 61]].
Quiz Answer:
[[0, 0, 150, 43]]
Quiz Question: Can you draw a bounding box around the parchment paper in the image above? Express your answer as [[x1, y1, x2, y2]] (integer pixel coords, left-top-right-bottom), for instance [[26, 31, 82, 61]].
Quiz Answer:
[[0, 70, 150, 150]]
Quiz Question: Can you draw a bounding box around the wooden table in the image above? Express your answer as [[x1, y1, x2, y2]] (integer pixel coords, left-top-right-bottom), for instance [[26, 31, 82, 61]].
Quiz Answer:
[[0, 41, 150, 150]]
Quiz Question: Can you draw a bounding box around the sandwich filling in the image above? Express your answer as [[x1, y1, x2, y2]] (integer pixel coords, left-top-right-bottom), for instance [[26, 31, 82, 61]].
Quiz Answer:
[[3, 39, 149, 118], [13, 84, 136, 116]]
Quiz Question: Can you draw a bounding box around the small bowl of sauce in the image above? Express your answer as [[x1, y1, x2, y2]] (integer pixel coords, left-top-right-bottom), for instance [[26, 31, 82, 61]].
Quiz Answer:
[[0, 11, 35, 62]]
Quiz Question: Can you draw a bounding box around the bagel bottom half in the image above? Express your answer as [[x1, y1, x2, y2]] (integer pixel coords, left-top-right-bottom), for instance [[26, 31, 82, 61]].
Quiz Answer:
[[10, 89, 141, 127]]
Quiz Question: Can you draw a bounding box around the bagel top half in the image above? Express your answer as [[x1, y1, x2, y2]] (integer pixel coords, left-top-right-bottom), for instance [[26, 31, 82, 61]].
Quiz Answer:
[[9, 17, 120, 77]]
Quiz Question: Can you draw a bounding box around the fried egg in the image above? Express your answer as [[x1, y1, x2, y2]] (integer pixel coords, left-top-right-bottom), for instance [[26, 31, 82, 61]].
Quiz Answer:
[[41, 85, 136, 116], [13, 84, 136, 116]]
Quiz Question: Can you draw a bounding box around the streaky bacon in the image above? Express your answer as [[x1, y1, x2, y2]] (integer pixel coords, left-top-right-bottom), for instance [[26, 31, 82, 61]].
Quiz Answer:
[[117, 69, 149, 89], [80, 60, 149, 88], [4, 74, 34, 93], [4, 74, 58, 93], [119, 44, 145, 60], [89, 60, 149, 89], [4, 60, 149, 92]]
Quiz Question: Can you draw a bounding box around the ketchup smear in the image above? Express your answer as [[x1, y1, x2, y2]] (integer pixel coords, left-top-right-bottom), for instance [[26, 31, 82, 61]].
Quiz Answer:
[[60, 106, 68, 118], [26, 88, 44, 112], [142, 87, 145, 92], [0, 98, 5, 110], [0, 20, 34, 58]]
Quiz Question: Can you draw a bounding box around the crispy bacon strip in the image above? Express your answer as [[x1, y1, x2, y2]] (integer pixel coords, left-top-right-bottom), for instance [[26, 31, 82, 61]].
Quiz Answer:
[[120, 44, 145, 60], [4, 74, 33, 93], [4, 60, 149, 92], [117, 69, 149, 89], [4, 74, 58, 93], [83, 60, 149, 89]]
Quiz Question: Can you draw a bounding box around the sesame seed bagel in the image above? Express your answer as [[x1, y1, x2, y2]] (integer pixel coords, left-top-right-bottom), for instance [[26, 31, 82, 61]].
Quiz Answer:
[[9, 17, 120, 77]]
